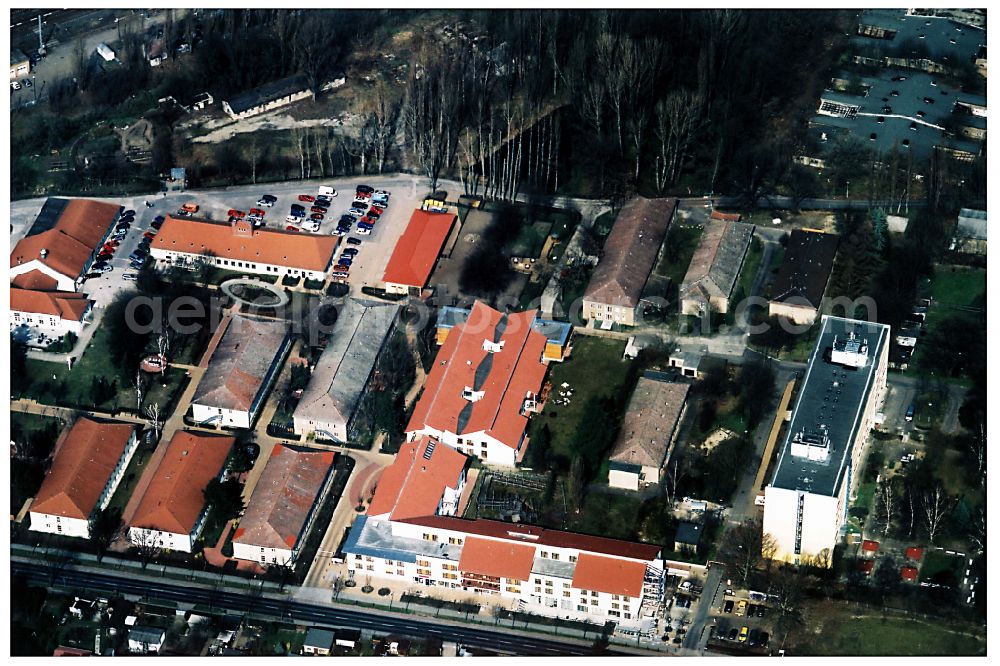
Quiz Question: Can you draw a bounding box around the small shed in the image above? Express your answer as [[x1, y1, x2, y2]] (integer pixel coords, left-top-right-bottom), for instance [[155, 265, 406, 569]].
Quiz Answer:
[[860, 540, 880, 558], [900, 566, 919, 582], [335, 628, 362, 649], [674, 521, 703, 554], [905, 546, 925, 563], [857, 559, 875, 577]]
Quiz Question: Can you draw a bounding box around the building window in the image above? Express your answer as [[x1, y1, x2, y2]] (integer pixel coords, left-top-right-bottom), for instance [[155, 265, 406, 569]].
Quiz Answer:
[[612, 603, 620, 610], [624, 613, 632, 620], [608, 610, 621, 618], [540, 551, 548, 559], [590, 599, 598, 606], [569, 555, 577, 563], [577, 605, 588, 612], [563, 591, 571, 598]]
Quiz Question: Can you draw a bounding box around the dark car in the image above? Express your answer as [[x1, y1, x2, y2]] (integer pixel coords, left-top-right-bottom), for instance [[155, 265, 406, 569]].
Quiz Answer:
[[342, 247, 359, 256], [756, 605, 766, 618], [290, 203, 306, 212], [367, 207, 382, 218], [748, 629, 760, 647], [357, 222, 374, 230], [351, 200, 369, 210], [310, 205, 328, 214], [759, 632, 769, 648], [346, 237, 362, 245], [340, 215, 356, 225], [150, 219, 164, 230], [356, 184, 374, 194], [723, 600, 734, 614], [123, 209, 136, 217], [310, 213, 325, 221], [728, 628, 738, 641], [337, 258, 353, 267], [672, 637, 683, 645], [260, 194, 277, 202], [748, 604, 757, 616]]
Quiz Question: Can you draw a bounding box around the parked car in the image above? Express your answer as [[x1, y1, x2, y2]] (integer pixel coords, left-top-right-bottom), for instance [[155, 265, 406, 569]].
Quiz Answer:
[[143, 230, 157, 239], [285, 225, 301, 232], [285, 215, 302, 224], [356, 184, 374, 194], [349, 207, 367, 217], [249, 207, 266, 217], [310, 205, 328, 214], [22, 78, 32, 88], [723, 600, 734, 614], [759, 632, 769, 648], [346, 237, 362, 245], [337, 258, 352, 267], [11, 80, 22, 91], [85, 272, 103, 279], [727, 628, 738, 641], [123, 273, 139, 282], [355, 226, 371, 236], [318, 185, 338, 197], [298, 194, 316, 202], [748, 629, 760, 647], [357, 222, 374, 231], [228, 209, 246, 218], [259, 193, 277, 203], [738, 627, 749, 643], [175, 210, 193, 217], [367, 207, 382, 218], [736, 600, 747, 617], [905, 404, 915, 421], [315, 195, 332, 205], [150, 219, 164, 230], [756, 605, 766, 618], [310, 213, 325, 221], [351, 199, 369, 210], [371, 194, 389, 206], [342, 247, 359, 256], [93, 264, 113, 274]]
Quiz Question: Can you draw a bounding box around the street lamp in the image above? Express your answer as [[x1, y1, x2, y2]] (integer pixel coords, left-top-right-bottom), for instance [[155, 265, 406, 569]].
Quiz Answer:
[[846, 181, 850, 199]]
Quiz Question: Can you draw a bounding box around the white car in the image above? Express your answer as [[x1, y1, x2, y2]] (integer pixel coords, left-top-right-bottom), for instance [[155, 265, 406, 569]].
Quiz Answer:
[[285, 215, 302, 224], [256, 198, 275, 207], [123, 273, 139, 282], [301, 221, 320, 232], [11, 81, 21, 91], [345, 208, 364, 219], [355, 226, 371, 236], [373, 190, 391, 198]]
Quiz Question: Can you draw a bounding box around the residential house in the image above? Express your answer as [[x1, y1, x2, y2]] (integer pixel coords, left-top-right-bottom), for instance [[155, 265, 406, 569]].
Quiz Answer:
[[607, 373, 689, 490], [29, 418, 139, 539], [679, 220, 754, 317], [768, 229, 840, 325], [367, 436, 469, 522], [292, 300, 400, 442], [582, 197, 677, 326], [405, 301, 549, 466], [10, 198, 123, 292], [10, 48, 29, 79], [191, 314, 292, 429], [302, 627, 336, 656], [952, 208, 986, 254], [150, 216, 338, 281], [232, 445, 335, 566], [382, 209, 458, 295], [129, 431, 234, 553], [673, 522, 703, 554], [435, 305, 572, 362]]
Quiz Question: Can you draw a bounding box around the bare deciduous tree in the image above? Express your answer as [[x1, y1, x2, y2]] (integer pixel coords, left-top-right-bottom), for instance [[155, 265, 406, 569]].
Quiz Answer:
[[875, 477, 897, 536], [654, 89, 705, 191], [145, 402, 163, 442], [718, 518, 775, 585], [920, 483, 955, 543]]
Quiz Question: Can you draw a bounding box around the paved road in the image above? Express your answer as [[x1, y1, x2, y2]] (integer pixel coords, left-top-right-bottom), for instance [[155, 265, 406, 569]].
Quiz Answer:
[[681, 564, 725, 653], [12, 559, 623, 656]]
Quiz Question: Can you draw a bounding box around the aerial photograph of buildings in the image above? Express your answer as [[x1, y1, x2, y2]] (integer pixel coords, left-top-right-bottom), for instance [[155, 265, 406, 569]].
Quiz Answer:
[[8, 5, 988, 659]]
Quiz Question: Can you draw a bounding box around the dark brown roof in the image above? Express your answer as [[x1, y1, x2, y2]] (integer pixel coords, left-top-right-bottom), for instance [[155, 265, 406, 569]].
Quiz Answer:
[[770, 229, 839, 310], [584, 197, 677, 309]]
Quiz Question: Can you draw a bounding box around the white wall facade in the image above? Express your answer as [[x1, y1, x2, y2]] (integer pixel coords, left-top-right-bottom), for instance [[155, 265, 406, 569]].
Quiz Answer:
[[232, 542, 294, 567], [406, 428, 518, 467], [151, 248, 329, 281], [28, 513, 90, 538], [128, 526, 196, 553], [608, 468, 640, 491], [9, 260, 78, 292], [764, 482, 842, 565], [10, 306, 88, 336], [582, 299, 637, 327], [191, 403, 252, 430]]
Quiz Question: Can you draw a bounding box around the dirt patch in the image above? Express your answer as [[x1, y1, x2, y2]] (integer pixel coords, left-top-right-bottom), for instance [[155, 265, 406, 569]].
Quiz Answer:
[[702, 427, 737, 453]]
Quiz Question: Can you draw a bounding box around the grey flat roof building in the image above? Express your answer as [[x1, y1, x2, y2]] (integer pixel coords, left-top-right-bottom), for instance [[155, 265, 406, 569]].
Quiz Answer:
[[292, 299, 399, 442], [770, 316, 890, 498]]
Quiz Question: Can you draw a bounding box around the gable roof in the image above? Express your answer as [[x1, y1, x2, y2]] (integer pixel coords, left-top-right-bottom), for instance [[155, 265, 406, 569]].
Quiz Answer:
[[458, 536, 535, 581], [130, 431, 234, 535], [382, 209, 456, 289], [11, 199, 120, 280], [609, 376, 689, 469], [770, 229, 839, 310], [193, 314, 289, 412], [407, 301, 548, 449], [571, 553, 648, 597], [233, 445, 334, 550], [679, 220, 754, 306], [224, 74, 309, 115], [150, 216, 338, 272], [10, 288, 91, 322], [584, 197, 677, 308], [367, 437, 467, 521], [11, 269, 60, 291], [292, 300, 399, 433], [32, 418, 135, 520]]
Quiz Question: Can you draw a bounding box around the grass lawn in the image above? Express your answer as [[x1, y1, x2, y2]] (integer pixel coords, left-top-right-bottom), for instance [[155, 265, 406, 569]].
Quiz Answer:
[[530, 337, 631, 461], [11, 412, 65, 436], [791, 600, 984, 656], [104, 435, 156, 516], [732, 236, 764, 300], [652, 225, 703, 291], [910, 266, 985, 375], [919, 548, 966, 584]]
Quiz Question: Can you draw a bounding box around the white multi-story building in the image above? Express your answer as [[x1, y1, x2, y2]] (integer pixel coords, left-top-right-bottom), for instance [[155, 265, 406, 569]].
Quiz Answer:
[[29, 418, 139, 539], [763, 316, 890, 566], [128, 431, 234, 553], [343, 436, 669, 630], [405, 301, 549, 467], [10, 288, 92, 339]]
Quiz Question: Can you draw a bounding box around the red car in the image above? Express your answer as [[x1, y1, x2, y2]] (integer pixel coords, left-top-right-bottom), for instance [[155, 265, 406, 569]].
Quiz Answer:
[[227, 209, 245, 218], [310, 212, 325, 221], [298, 194, 315, 202], [249, 208, 266, 217], [103, 240, 119, 250], [143, 231, 157, 240], [360, 215, 377, 225], [331, 265, 349, 274], [367, 207, 382, 218], [310, 205, 328, 213], [285, 225, 300, 232]]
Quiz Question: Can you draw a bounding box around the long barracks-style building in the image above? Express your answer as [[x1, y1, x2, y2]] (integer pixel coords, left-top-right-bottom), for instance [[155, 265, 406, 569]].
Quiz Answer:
[[763, 315, 890, 565]]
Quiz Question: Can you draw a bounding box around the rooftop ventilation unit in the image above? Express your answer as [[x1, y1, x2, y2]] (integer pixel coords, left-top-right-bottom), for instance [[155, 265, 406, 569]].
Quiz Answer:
[[830, 331, 868, 369], [790, 427, 831, 462]]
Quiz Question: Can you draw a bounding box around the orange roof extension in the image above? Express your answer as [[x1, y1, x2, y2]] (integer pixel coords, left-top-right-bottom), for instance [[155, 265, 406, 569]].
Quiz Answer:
[[11, 288, 91, 322], [11, 199, 120, 279], [367, 436, 467, 521], [381, 209, 456, 289], [571, 553, 648, 598], [234, 444, 335, 551], [458, 536, 535, 581], [151, 216, 338, 272], [407, 301, 548, 449], [12, 269, 60, 291], [130, 431, 234, 535], [32, 418, 136, 520]]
